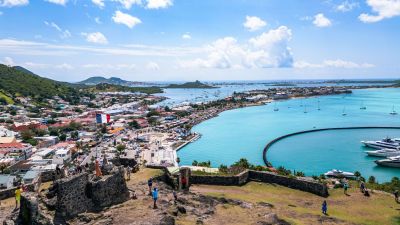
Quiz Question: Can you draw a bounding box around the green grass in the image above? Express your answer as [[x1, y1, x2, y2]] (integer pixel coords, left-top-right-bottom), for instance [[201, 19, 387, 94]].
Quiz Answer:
[[193, 181, 400, 225], [0, 91, 14, 104]]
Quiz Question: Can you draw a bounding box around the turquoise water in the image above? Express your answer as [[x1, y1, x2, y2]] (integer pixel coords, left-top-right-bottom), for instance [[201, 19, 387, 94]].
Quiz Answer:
[[178, 88, 400, 182]]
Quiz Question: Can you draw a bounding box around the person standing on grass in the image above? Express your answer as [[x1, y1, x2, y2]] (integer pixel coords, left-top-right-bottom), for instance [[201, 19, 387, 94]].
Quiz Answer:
[[394, 190, 399, 203], [343, 182, 349, 195], [322, 200, 327, 215], [152, 187, 159, 209], [148, 177, 153, 195], [360, 181, 365, 193], [15, 186, 22, 209]]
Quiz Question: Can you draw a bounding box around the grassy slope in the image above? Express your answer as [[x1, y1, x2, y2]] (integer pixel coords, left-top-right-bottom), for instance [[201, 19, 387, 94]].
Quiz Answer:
[[0, 91, 14, 104], [190, 182, 400, 225]]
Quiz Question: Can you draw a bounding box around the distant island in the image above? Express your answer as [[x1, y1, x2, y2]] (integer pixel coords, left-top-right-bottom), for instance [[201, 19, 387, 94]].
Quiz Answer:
[[87, 83, 163, 94], [78, 76, 148, 86], [164, 80, 217, 89]]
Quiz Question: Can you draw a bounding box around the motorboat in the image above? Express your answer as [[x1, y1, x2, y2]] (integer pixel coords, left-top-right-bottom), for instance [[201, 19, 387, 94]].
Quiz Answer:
[[324, 169, 355, 178], [361, 137, 400, 149], [375, 156, 400, 168], [366, 148, 400, 157]]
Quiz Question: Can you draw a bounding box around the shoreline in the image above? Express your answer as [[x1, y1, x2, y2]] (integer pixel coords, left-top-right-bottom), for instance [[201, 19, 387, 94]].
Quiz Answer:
[[177, 85, 399, 159]]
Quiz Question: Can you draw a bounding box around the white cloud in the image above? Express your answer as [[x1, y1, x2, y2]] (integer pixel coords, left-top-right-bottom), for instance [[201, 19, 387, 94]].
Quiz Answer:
[[55, 63, 73, 70], [0, 0, 28, 7], [92, 0, 104, 8], [146, 0, 172, 9], [112, 10, 142, 28], [313, 13, 332, 27], [81, 32, 108, 44], [146, 62, 160, 70], [45, 0, 68, 6], [359, 0, 400, 23], [180, 26, 293, 69], [243, 16, 267, 31], [44, 21, 71, 39], [294, 59, 375, 69], [0, 56, 14, 66], [0, 38, 202, 57], [336, 1, 359, 12], [114, 0, 142, 9], [94, 17, 102, 24], [182, 33, 191, 40]]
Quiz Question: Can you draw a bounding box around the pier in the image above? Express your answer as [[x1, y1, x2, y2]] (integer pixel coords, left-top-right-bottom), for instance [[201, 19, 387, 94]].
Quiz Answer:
[[262, 126, 400, 167]]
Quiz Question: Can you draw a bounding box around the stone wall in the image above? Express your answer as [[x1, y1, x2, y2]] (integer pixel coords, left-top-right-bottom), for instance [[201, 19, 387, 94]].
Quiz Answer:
[[248, 171, 329, 197], [189, 170, 329, 197], [90, 167, 129, 210], [55, 173, 93, 218]]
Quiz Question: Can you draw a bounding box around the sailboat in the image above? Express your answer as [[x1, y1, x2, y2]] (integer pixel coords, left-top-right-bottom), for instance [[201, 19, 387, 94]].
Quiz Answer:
[[304, 104, 308, 113], [274, 102, 279, 111], [342, 107, 347, 116], [300, 99, 303, 107], [390, 105, 398, 115], [360, 101, 366, 110], [317, 100, 321, 111]]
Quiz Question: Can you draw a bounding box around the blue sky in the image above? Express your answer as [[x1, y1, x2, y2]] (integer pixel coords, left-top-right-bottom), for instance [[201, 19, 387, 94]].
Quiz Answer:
[[0, 0, 399, 82]]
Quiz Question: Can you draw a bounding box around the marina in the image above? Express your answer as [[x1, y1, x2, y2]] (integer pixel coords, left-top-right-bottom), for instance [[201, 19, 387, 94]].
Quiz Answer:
[[178, 88, 400, 182]]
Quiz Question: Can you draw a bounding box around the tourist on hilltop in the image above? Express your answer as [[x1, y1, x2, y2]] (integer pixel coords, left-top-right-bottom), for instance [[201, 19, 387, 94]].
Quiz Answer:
[[148, 177, 153, 195], [152, 187, 159, 209], [394, 190, 399, 203], [360, 181, 366, 193], [173, 190, 178, 205], [126, 166, 131, 181], [15, 186, 22, 209], [181, 176, 187, 190], [322, 200, 327, 215], [343, 182, 349, 195]]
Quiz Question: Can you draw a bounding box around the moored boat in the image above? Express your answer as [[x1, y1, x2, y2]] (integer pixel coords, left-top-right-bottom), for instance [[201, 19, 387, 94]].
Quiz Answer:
[[375, 156, 400, 168], [366, 148, 400, 157], [324, 169, 355, 178]]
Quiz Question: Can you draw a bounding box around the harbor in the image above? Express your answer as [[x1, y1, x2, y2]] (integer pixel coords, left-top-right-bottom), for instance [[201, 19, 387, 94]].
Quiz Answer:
[[178, 88, 400, 182]]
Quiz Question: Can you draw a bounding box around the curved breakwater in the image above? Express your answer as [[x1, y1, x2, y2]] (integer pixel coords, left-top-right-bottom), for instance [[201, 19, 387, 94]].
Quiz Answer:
[[263, 127, 400, 167]]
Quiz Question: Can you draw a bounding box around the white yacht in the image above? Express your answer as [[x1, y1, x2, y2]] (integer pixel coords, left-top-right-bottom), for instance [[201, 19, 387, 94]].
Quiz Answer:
[[366, 148, 400, 157], [324, 169, 355, 178], [361, 137, 400, 149], [375, 156, 400, 168]]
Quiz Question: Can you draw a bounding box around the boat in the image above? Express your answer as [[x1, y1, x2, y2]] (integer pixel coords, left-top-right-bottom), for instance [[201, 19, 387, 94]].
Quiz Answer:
[[366, 148, 400, 157], [324, 169, 355, 178], [342, 107, 347, 116], [317, 100, 321, 111], [375, 156, 400, 168], [360, 101, 366, 110], [390, 105, 397, 115], [273, 102, 279, 111], [361, 137, 400, 149], [303, 104, 307, 113]]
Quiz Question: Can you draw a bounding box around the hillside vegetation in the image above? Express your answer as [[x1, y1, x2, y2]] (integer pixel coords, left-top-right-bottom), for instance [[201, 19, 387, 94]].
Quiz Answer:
[[164, 80, 216, 89], [0, 64, 80, 103], [86, 83, 163, 94]]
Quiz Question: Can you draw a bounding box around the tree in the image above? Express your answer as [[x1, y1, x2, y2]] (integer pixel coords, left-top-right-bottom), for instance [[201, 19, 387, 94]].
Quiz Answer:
[[232, 158, 251, 169], [192, 160, 198, 166], [128, 120, 140, 129], [116, 144, 126, 156], [219, 164, 228, 173], [368, 176, 376, 184], [164, 106, 171, 112], [59, 133, 67, 141], [71, 131, 79, 139], [21, 130, 34, 141]]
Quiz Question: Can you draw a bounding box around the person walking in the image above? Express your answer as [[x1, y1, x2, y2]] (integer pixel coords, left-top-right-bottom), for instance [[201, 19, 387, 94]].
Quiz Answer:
[[173, 190, 178, 205], [152, 187, 159, 209], [126, 166, 131, 181], [343, 182, 349, 195], [360, 181, 365, 193], [15, 186, 22, 209], [322, 200, 327, 215], [148, 177, 153, 195], [394, 190, 399, 203]]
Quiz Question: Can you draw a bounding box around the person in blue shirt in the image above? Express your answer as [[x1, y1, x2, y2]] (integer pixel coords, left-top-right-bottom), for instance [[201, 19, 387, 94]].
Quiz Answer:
[[152, 187, 159, 209], [322, 200, 327, 215]]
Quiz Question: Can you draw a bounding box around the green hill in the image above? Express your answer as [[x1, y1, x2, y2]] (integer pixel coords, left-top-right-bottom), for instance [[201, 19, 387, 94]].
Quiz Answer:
[[164, 80, 216, 89], [86, 83, 163, 94], [0, 64, 80, 104], [78, 76, 147, 86]]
